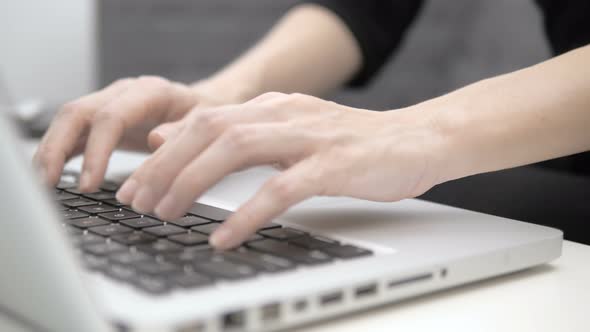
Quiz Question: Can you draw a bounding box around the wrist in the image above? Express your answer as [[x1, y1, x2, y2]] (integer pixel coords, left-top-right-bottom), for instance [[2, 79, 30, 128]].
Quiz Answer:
[[381, 107, 451, 195], [191, 75, 260, 107]]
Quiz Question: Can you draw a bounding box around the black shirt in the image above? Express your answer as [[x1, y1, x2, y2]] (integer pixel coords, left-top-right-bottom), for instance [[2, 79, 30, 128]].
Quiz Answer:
[[303, 0, 590, 175]]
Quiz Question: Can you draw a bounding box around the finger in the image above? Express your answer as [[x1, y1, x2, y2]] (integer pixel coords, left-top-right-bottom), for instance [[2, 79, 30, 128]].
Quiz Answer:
[[153, 123, 311, 220], [79, 78, 177, 192], [33, 79, 132, 186], [117, 103, 282, 210], [147, 119, 187, 151], [210, 158, 322, 249]]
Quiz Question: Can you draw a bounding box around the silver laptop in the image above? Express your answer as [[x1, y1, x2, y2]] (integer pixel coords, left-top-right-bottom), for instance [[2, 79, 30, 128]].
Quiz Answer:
[[0, 113, 562, 332]]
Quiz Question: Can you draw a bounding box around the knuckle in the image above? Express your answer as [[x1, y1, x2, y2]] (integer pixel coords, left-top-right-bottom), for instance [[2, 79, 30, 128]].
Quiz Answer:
[[266, 176, 297, 201], [111, 77, 135, 88], [220, 125, 254, 150], [59, 101, 87, 118], [247, 92, 286, 105], [289, 93, 306, 100], [195, 110, 228, 134], [136, 75, 169, 88], [287, 93, 310, 104], [92, 109, 121, 124], [259, 91, 286, 100]]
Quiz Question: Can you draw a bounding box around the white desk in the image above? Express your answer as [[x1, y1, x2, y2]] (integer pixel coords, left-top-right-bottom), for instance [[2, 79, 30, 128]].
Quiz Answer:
[[25, 142, 590, 332]]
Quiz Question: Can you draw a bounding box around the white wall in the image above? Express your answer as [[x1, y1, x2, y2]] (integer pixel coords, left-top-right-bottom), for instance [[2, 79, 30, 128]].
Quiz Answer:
[[0, 0, 96, 104]]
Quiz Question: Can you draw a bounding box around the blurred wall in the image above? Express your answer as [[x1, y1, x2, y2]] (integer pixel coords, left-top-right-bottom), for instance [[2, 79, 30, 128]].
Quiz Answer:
[[0, 0, 96, 104], [98, 0, 550, 109]]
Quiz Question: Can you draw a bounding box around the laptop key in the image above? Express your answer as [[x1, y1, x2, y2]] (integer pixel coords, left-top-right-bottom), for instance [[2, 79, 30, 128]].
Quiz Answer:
[[190, 222, 220, 235], [98, 210, 140, 221], [194, 256, 257, 280], [170, 272, 213, 289], [137, 239, 183, 255], [144, 224, 186, 237], [83, 191, 117, 201], [322, 245, 372, 259], [102, 198, 125, 207], [104, 264, 136, 282], [120, 217, 162, 229], [164, 247, 213, 266], [187, 203, 231, 221], [136, 275, 171, 295], [64, 226, 84, 236], [63, 188, 89, 195], [134, 261, 181, 276], [54, 191, 78, 201], [99, 181, 120, 192], [245, 234, 265, 242], [70, 233, 106, 247], [56, 180, 77, 190], [83, 242, 127, 256], [259, 227, 305, 240], [82, 254, 109, 270], [109, 251, 152, 265], [169, 215, 212, 228], [168, 232, 209, 246], [111, 231, 157, 245], [62, 198, 96, 208], [288, 235, 339, 250], [258, 222, 282, 230], [223, 250, 294, 273], [61, 210, 89, 220], [78, 204, 119, 214], [247, 240, 332, 265], [89, 224, 134, 237], [69, 217, 110, 228]]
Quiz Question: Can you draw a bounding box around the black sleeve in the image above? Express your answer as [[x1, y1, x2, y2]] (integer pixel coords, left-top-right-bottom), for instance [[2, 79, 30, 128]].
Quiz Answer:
[[535, 0, 590, 55], [302, 0, 424, 87]]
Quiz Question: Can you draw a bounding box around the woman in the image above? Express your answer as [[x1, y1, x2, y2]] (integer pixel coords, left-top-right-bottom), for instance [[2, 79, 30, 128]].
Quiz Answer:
[[34, 1, 590, 249]]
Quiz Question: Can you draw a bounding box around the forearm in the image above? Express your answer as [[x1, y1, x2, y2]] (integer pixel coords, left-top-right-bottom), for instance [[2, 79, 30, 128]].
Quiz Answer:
[[423, 45, 590, 184], [193, 4, 362, 104]]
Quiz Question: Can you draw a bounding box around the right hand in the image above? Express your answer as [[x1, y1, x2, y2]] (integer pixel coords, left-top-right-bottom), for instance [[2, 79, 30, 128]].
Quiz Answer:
[[33, 76, 221, 192]]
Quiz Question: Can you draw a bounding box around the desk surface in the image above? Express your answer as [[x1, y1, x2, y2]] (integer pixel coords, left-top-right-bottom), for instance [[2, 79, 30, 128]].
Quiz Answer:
[[22, 142, 590, 332]]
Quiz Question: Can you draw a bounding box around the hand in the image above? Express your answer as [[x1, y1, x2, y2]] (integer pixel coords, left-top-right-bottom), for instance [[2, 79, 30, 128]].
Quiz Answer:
[[115, 92, 444, 249], [33, 76, 226, 191]]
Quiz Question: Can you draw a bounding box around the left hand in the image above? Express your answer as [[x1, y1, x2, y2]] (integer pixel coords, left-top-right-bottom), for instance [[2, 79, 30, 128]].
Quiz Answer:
[[116, 92, 444, 249]]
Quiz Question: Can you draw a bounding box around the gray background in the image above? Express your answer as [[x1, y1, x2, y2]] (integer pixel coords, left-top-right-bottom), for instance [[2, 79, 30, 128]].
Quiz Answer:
[[98, 0, 550, 110], [98, 1, 590, 244]]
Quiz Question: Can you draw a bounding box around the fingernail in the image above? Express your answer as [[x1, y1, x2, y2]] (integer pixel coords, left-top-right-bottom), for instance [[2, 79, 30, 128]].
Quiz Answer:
[[131, 186, 155, 213], [154, 194, 177, 219], [79, 171, 92, 192], [116, 178, 138, 203], [210, 226, 234, 249]]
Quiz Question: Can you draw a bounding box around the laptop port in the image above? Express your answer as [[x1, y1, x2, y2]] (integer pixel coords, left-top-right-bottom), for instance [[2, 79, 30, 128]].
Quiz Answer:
[[354, 283, 377, 299], [293, 299, 308, 313], [387, 273, 433, 289], [260, 303, 280, 322], [320, 291, 343, 306], [222, 310, 245, 330]]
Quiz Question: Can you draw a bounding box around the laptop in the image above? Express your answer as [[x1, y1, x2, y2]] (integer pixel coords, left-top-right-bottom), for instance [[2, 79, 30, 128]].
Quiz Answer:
[[0, 113, 562, 332]]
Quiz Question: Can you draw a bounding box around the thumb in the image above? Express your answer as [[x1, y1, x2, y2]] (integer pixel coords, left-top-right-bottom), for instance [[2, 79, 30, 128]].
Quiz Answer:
[[147, 120, 186, 151]]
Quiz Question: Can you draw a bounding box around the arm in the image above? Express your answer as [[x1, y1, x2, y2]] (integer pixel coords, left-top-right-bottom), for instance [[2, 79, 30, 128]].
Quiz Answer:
[[115, 44, 590, 249], [195, 4, 362, 101], [427, 44, 590, 184]]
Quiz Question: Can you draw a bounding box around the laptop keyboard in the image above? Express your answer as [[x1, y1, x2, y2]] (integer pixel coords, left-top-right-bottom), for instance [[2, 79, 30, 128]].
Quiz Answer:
[[54, 172, 373, 295]]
